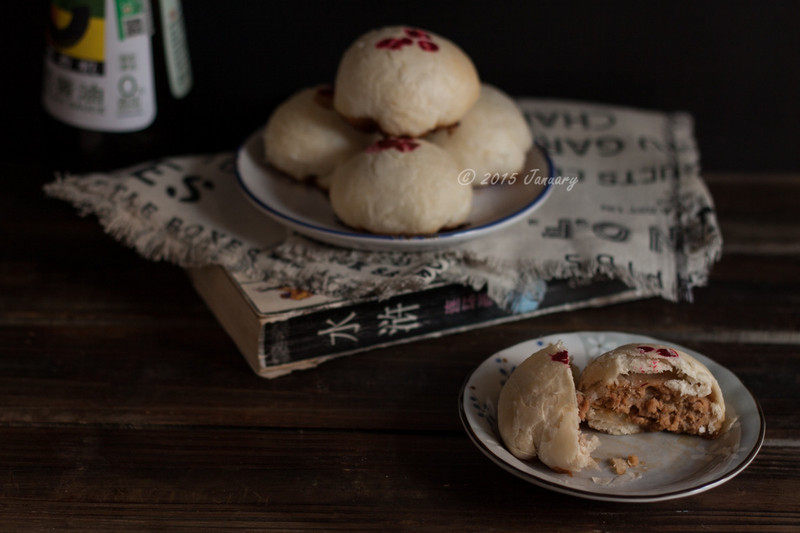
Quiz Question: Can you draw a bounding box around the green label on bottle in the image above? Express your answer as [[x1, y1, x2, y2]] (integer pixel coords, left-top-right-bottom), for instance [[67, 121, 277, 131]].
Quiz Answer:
[[159, 0, 192, 98], [114, 0, 152, 41]]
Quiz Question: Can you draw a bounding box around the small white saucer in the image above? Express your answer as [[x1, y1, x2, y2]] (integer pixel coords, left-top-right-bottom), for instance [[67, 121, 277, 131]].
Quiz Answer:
[[459, 331, 765, 502], [235, 128, 553, 252]]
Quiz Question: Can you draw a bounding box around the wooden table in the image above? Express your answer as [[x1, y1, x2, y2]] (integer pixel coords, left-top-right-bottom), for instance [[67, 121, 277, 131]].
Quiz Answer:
[[2, 165, 799, 530]]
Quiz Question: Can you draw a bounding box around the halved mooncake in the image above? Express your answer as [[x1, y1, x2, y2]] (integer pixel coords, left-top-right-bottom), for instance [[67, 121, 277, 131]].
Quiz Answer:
[[577, 344, 726, 438], [497, 342, 598, 473]]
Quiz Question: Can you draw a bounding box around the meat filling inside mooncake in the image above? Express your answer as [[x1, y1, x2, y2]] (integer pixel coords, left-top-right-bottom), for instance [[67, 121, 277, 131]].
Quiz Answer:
[[577, 344, 726, 438]]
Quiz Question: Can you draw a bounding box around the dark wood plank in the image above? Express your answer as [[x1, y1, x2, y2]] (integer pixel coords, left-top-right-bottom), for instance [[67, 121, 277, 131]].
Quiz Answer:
[[706, 174, 800, 254], [0, 317, 796, 437], [0, 425, 797, 531], [705, 173, 800, 224]]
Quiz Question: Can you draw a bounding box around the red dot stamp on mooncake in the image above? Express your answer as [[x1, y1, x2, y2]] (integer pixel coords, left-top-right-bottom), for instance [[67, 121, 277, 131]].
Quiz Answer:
[[637, 345, 654, 353], [550, 350, 570, 365], [394, 138, 419, 152], [376, 36, 413, 50], [418, 40, 439, 52], [404, 28, 431, 39], [657, 348, 679, 357], [366, 137, 419, 153]]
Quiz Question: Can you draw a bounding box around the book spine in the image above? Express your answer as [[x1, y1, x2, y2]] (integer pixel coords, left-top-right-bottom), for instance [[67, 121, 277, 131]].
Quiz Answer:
[[259, 279, 631, 368]]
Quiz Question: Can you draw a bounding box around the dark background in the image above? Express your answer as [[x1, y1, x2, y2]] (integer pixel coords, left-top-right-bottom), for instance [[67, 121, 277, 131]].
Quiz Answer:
[[7, 1, 800, 171]]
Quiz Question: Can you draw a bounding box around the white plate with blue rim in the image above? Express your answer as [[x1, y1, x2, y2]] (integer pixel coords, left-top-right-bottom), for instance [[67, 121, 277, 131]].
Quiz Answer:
[[235, 128, 554, 252], [459, 331, 765, 502]]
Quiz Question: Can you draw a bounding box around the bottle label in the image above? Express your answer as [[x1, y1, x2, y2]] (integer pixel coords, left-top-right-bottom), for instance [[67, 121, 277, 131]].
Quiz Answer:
[[159, 0, 192, 99], [114, 0, 153, 41], [43, 0, 156, 132]]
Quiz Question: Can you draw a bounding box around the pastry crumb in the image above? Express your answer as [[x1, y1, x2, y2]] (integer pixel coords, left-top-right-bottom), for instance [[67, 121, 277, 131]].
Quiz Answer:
[[609, 457, 627, 475], [627, 454, 639, 467], [549, 466, 573, 477]]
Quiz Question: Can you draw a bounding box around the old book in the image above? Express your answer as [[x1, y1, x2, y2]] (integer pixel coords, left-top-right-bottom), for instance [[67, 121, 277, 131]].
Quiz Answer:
[[187, 266, 646, 378]]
